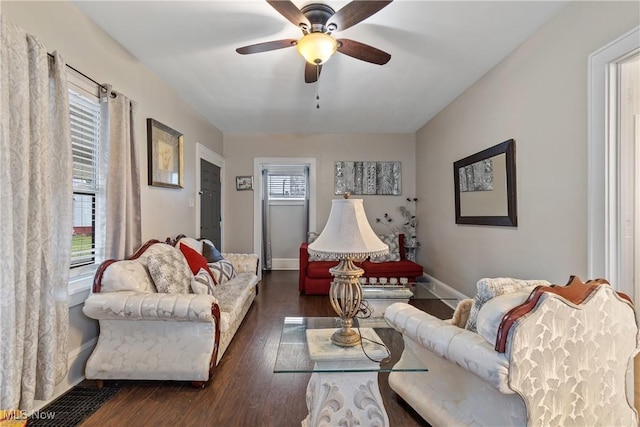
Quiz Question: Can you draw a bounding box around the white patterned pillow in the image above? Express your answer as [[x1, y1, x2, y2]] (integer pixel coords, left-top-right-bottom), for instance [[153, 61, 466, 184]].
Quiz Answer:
[[476, 288, 533, 345], [101, 259, 155, 293], [208, 259, 237, 284], [147, 246, 193, 294], [307, 232, 320, 244], [191, 268, 217, 295], [369, 233, 400, 263], [465, 278, 552, 332]]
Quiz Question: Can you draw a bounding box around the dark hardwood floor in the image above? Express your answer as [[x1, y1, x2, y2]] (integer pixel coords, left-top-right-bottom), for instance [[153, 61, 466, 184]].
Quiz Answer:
[[79, 271, 452, 427]]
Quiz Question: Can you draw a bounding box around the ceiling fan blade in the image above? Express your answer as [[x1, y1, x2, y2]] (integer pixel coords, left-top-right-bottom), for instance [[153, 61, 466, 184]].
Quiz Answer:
[[266, 0, 310, 29], [236, 39, 297, 55], [327, 1, 393, 32], [337, 39, 391, 65], [305, 63, 322, 83]]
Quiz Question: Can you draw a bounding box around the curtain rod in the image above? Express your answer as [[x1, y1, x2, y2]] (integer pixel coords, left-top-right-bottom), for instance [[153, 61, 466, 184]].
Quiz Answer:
[[47, 52, 109, 93]]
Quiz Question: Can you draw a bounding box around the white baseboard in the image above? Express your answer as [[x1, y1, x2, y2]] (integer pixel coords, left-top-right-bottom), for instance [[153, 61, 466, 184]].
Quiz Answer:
[[421, 273, 470, 310], [271, 258, 299, 270]]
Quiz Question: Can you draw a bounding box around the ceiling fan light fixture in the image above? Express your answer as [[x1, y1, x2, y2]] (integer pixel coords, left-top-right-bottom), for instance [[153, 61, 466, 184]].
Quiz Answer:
[[296, 32, 338, 65]]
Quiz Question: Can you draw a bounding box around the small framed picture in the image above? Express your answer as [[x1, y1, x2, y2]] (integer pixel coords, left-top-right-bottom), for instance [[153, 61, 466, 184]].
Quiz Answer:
[[236, 176, 253, 191]]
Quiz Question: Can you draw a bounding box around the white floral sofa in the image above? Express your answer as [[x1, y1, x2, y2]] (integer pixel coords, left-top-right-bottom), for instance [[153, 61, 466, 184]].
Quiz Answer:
[[82, 237, 259, 386], [384, 276, 639, 426]]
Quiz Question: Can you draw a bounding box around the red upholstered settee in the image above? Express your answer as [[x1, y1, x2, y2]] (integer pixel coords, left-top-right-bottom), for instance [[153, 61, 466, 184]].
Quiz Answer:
[[299, 233, 423, 295]]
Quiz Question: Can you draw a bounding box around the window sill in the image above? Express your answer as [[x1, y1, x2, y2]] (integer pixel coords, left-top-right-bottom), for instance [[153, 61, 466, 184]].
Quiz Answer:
[[269, 199, 305, 206], [68, 273, 93, 307]]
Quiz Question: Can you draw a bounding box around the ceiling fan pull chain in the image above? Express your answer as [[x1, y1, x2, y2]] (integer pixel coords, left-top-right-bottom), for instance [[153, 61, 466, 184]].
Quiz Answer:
[[316, 65, 320, 109]]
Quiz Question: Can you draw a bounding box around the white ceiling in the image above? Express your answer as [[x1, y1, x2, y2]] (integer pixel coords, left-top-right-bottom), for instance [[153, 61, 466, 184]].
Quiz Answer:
[[74, 1, 568, 134]]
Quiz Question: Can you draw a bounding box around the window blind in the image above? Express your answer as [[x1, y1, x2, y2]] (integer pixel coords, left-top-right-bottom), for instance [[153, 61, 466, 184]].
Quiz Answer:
[[70, 90, 101, 268], [265, 165, 307, 200], [70, 91, 100, 190]]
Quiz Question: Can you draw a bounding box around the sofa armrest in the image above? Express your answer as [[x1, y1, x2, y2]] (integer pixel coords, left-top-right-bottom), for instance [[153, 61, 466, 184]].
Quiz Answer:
[[299, 243, 310, 292], [83, 291, 218, 322], [222, 253, 259, 275], [299, 243, 310, 266], [385, 303, 511, 394]]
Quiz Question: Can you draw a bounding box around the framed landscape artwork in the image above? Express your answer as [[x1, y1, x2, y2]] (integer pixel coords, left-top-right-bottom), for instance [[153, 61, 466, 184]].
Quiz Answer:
[[147, 118, 184, 189]]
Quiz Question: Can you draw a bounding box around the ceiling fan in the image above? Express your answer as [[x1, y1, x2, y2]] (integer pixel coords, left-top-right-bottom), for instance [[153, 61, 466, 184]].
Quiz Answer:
[[236, 0, 393, 83]]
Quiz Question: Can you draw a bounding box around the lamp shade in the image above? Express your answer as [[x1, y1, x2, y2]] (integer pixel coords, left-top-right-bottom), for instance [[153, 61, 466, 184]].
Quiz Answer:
[[309, 198, 388, 259], [296, 32, 338, 65]]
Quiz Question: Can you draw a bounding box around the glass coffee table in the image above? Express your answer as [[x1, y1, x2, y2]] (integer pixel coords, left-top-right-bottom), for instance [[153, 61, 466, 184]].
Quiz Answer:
[[362, 281, 460, 325], [274, 316, 427, 427]]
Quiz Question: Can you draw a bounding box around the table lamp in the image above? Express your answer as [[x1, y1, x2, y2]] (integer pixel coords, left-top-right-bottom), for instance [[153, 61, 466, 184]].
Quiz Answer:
[[308, 194, 388, 346]]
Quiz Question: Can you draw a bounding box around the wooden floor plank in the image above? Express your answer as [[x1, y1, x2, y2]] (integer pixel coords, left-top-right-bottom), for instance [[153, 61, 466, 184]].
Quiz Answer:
[[80, 270, 449, 426]]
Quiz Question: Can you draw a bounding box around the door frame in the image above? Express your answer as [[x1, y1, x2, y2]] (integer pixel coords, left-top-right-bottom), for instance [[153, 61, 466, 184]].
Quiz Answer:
[[196, 143, 225, 244], [253, 157, 317, 279], [588, 26, 639, 296]]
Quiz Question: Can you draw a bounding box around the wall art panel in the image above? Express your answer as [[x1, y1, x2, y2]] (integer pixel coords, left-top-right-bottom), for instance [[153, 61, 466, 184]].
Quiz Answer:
[[334, 161, 401, 195]]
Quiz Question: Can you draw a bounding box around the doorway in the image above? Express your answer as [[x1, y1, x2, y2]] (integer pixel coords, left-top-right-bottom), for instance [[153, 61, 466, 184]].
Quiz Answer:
[[253, 158, 317, 276], [588, 26, 639, 411], [201, 159, 221, 248], [196, 143, 224, 249]]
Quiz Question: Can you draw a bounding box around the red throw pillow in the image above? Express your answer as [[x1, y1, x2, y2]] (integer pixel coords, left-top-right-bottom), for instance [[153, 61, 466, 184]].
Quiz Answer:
[[179, 243, 216, 284]]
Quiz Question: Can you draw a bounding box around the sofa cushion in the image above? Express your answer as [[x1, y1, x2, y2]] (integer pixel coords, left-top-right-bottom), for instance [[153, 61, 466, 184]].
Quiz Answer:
[[147, 246, 193, 294], [179, 243, 215, 284], [307, 231, 320, 244], [369, 233, 401, 263], [451, 298, 474, 328], [213, 272, 256, 332], [101, 259, 155, 293], [209, 259, 237, 284], [306, 260, 341, 279], [176, 237, 203, 254], [361, 259, 422, 277], [476, 288, 534, 345], [465, 278, 551, 332], [202, 240, 224, 263], [190, 268, 217, 295]]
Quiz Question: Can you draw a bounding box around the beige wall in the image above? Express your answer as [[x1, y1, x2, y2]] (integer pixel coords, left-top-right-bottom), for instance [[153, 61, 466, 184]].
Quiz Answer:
[[415, 1, 640, 296], [223, 133, 416, 253], [3, 0, 224, 242]]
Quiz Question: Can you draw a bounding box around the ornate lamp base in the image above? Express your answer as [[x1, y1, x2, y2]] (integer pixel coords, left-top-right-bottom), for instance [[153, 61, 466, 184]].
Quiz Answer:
[[328, 258, 364, 347], [330, 319, 361, 347]]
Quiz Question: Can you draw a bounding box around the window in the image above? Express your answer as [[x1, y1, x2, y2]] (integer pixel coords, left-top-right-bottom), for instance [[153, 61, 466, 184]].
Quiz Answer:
[[69, 81, 104, 277], [265, 165, 308, 201], [268, 174, 306, 200]]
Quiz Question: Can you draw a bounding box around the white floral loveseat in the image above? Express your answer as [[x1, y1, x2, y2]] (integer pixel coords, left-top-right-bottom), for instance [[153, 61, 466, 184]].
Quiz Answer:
[[384, 276, 639, 426], [82, 237, 259, 386]]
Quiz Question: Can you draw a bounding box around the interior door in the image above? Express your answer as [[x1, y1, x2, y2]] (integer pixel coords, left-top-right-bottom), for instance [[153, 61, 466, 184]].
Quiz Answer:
[[201, 159, 221, 249]]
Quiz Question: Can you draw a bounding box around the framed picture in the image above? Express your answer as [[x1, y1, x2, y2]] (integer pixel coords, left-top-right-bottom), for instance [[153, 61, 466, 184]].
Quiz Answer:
[[453, 139, 517, 226], [147, 118, 184, 188], [334, 161, 401, 195], [236, 175, 253, 191]]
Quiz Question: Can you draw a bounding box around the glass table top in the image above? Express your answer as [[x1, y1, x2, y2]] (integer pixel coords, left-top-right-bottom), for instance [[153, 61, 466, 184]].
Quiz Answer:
[[274, 316, 428, 374]]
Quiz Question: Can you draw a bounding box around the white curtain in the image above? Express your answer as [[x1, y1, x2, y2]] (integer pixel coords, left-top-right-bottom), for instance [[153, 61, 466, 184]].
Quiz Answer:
[[0, 22, 72, 411], [262, 168, 272, 270], [103, 87, 141, 259]]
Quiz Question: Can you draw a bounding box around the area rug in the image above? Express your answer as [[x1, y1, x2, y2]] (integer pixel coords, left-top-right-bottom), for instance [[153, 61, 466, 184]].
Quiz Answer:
[[27, 385, 120, 427]]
